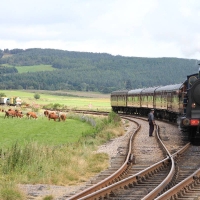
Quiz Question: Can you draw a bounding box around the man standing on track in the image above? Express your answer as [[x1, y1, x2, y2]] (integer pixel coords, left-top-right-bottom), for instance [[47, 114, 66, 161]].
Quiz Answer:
[[148, 109, 155, 137]]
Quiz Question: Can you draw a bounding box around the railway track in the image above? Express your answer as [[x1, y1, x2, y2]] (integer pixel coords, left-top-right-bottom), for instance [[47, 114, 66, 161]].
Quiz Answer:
[[24, 110, 200, 200], [65, 116, 141, 199], [64, 114, 191, 200], [156, 145, 200, 199], [0, 106, 196, 200]]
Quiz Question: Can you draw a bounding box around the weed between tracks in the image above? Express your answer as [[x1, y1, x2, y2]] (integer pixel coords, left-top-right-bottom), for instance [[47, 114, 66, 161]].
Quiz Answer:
[[0, 111, 123, 200]]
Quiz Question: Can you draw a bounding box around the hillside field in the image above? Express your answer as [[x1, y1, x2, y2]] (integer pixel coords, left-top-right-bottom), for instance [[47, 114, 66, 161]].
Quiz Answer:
[[2, 64, 56, 73]]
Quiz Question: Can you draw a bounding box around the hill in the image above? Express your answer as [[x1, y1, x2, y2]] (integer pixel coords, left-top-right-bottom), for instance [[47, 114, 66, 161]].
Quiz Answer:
[[0, 48, 199, 93]]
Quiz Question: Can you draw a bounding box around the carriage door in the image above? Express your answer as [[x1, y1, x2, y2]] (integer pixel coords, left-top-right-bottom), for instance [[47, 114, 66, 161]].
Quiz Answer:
[[167, 92, 172, 111]]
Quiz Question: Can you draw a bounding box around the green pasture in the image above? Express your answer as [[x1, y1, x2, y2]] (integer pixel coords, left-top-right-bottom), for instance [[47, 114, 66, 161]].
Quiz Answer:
[[2, 64, 55, 73], [0, 92, 120, 199], [0, 112, 93, 149], [0, 90, 111, 111]]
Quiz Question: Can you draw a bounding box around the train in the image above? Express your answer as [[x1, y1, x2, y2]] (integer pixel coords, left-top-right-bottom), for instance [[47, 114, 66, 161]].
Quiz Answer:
[[111, 67, 200, 143]]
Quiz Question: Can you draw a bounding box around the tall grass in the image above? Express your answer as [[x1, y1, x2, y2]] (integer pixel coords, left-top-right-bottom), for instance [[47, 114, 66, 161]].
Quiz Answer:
[[0, 182, 25, 200], [0, 111, 123, 199]]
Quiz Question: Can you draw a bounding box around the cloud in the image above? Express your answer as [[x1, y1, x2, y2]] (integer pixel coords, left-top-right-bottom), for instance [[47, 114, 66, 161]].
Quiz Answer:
[[0, 0, 200, 59]]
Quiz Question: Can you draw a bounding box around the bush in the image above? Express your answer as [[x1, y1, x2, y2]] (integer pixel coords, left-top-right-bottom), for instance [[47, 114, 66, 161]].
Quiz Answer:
[[108, 111, 121, 124], [42, 103, 65, 110], [34, 93, 40, 100], [43, 195, 54, 200], [0, 93, 6, 97]]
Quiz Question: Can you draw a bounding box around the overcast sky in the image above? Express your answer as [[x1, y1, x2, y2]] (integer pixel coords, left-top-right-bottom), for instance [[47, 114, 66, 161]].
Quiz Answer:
[[1, 0, 200, 59]]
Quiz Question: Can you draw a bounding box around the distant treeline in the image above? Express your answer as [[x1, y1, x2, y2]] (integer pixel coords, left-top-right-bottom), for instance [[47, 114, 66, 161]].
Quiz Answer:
[[0, 48, 199, 93]]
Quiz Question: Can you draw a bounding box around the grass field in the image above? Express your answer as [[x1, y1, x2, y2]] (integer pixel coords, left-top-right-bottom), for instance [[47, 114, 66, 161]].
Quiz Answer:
[[0, 90, 116, 200], [0, 112, 94, 149], [0, 90, 111, 111], [2, 64, 56, 73]]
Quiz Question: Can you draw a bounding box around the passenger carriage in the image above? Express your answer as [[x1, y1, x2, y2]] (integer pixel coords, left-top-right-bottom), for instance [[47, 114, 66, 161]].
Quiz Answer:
[[127, 88, 143, 114], [110, 90, 128, 113], [140, 87, 158, 116], [154, 84, 183, 121]]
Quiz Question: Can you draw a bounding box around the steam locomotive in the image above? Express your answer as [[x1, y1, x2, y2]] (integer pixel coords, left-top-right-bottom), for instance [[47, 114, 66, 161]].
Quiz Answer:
[[111, 67, 200, 143]]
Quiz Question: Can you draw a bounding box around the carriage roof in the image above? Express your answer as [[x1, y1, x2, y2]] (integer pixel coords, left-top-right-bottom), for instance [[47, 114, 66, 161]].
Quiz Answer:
[[128, 88, 144, 95], [155, 83, 183, 92], [141, 87, 159, 94], [111, 90, 128, 96]]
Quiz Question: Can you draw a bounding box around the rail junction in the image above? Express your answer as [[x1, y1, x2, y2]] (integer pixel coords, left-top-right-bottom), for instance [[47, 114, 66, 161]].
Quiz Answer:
[[65, 113, 200, 200]]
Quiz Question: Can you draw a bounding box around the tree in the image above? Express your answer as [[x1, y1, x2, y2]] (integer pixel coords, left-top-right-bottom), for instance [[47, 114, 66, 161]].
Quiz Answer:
[[34, 93, 40, 100], [126, 79, 132, 90]]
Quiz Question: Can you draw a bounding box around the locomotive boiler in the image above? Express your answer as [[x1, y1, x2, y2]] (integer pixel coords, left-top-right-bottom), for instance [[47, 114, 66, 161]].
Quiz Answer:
[[111, 68, 200, 143]]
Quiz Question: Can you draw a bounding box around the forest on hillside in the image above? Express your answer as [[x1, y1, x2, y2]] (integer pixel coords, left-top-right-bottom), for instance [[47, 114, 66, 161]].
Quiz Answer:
[[0, 48, 199, 93]]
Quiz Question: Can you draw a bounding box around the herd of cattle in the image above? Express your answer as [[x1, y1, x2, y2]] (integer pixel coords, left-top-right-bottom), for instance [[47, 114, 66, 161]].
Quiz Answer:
[[3, 109, 67, 122]]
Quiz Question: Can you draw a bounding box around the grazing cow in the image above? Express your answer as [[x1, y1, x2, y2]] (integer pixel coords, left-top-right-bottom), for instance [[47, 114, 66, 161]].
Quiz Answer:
[[44, 110, 55, 117], [16, 112, 23, 118], [44, 110, 49, 117], [4, 110, 17, 118], [48, 113, 59, 121], [26, 112, 38, 119], [59, 114, 66, 122]]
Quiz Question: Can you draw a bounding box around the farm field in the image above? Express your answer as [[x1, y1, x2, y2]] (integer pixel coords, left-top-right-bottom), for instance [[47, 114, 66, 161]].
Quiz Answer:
[[0, 90, 116, 200], [0, 90, 111, 111], [0, 111, 94, 149]]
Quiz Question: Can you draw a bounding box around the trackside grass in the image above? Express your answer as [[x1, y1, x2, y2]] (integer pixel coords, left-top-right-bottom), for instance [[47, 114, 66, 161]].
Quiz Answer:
[[0, 111, 124, 200], [0, 183, 26, 200]]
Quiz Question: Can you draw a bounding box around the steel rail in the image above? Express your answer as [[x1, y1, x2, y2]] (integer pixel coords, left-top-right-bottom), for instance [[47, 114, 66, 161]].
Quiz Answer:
[[68, 117, 141, 200], [75, 124, 171, 200], [155, 168, 200, 199], [141, 125, 175, 199], [155, 144, 195, 200], [142, 129, 190, 199], [78, 157, 171, 200], [77, 125, 190, 200]]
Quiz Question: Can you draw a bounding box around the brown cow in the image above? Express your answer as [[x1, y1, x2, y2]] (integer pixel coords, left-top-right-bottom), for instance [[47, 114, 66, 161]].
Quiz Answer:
[[44, 110, 55, 117], [4, 110, 17, 118], [16, 112, 23, 118], [26, 112, 38, 119], [48, 113, 59, 121], [44, 110, 49, 117], [59, 114, 66, 122]]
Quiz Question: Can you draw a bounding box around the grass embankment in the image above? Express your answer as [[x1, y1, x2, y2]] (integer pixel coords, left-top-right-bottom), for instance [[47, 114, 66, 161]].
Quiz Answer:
[[0, 110, 124, 200]]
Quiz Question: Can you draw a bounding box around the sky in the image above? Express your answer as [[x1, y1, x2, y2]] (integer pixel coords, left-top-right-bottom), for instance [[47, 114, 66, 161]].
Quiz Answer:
[[1, 0, 200, 60]]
